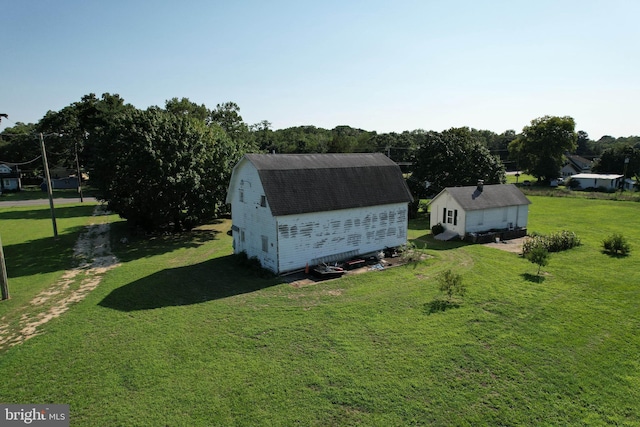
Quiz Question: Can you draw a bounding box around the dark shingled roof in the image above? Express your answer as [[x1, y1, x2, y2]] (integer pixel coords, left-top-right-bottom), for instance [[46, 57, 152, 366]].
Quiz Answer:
[[439, 184, 530, 211], [245, 153, 413, 216]]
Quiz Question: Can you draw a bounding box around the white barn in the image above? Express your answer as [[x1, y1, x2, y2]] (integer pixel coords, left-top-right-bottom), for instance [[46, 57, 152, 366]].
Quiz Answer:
[[429, 183, 530, 240], [226, 153, 414, 274]]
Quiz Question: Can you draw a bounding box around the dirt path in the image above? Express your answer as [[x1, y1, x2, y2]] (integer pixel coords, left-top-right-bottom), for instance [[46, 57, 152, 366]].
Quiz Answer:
[[0, 205, 120, 350], [482, 237, 527, 254]]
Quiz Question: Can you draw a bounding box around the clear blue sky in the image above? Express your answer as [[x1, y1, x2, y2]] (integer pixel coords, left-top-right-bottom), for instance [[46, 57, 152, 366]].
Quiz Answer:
[[2, 0, 638, 139]]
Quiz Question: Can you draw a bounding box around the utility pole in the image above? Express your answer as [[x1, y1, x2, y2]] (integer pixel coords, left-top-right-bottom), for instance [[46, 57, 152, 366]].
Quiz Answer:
[[40, 133, 58, 238], [1, 115, 11, 299], [75, 142, 84, 203], [0, 234, 9, 300]]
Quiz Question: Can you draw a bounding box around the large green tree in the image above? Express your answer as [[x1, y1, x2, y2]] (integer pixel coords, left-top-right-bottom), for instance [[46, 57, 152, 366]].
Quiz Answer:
[[0, 122, 40, 166], [92, 108, 239, 231], [164, 97, 210, 122], [592, 145, 640, 182], [508, 115, 577, 183], [411, 127, 505, 196], [37, 93, 134, 173], [209, 102, 257, 154]]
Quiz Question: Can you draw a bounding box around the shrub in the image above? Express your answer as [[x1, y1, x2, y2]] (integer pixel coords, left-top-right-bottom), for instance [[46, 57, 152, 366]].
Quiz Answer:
[[526, 246, 549, 276], [431, 222, 445, 236], [399, 242, 424, 263], [522, 230, 581, 255], [437, 269, 466, 301], [603, 233, 631, 256], [567, 179, 580, 190]]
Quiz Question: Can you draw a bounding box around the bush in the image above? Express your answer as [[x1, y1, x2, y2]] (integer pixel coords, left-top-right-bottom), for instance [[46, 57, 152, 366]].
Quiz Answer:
[[398, 242, 424, 263], [567, 179, 580, 190], [603, 233, 631, 256], [526, 246, 549, 276], [431, 223, 445, 236], [437, 269, 466, 301], [522, 230, 581, 255]]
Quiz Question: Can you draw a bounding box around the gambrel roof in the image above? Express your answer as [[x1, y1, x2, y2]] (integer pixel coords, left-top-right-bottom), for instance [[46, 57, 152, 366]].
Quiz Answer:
[[237, 153, 413, 216], [431, 184, 530, 211]]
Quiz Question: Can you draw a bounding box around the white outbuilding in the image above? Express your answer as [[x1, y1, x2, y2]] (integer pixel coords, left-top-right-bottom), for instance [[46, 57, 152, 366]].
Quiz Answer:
[[428, 182, 531, 241], [226, 153, 414, 274], [569, 173, 623, 191]]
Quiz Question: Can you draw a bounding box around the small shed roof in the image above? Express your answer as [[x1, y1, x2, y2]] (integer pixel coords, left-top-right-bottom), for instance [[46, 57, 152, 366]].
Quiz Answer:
[[431, 184, 530, 211], [242, 153, 413, 216]]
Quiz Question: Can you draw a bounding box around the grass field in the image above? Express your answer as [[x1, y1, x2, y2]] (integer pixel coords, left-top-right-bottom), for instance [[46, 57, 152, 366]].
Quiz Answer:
[[0, 186, 98, 201], [505, 172, 536, 185], [0, 197, 639, 425]]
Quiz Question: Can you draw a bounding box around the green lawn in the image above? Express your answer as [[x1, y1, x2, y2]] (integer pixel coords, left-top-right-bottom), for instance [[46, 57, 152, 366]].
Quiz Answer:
[[0, 186, 98, 201], [505, 172, 536, 185], [0, 197, 639, 425]]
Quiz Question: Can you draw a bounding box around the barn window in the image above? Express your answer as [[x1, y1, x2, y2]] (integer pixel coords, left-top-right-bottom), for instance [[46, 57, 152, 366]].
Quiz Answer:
[[260, 195, 267, 207], [240, 229, 245, 242], [261, 235, 268, 252], [239, 189, 244, 203]]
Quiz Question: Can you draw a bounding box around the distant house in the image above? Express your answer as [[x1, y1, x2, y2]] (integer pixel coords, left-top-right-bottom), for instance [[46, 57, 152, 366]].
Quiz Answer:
[[40, 176, 80, 191], [226, 153, 414, 274], [0, 163, 22, 192], [561, 154, 593, 178], [569, 173, 623, 191], [428, 182, 530, 241]]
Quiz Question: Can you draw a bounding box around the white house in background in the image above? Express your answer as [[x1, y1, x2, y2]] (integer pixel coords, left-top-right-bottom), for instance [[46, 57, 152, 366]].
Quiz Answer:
[[0, 163, 21, 192], [569, 173, 623, 191], [428, 182, 531, 240], [561, 154, 593, 178], [226, 153, 414, 274]]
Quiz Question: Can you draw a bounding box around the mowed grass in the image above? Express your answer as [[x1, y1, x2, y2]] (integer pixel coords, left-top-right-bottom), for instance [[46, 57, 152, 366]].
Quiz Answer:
[[505, 172, 536, 185], [0, 202, 106, 316], [0, 197, 639, 425]]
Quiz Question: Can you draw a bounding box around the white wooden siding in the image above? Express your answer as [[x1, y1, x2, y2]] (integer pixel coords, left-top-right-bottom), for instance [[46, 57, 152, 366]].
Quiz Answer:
[[459, 205, 529, 234], [276, 203, 409, 273], [429, 194, 465, 236], [229, 162, 278, 272], [430, 193, 529, 238], [572, 176, 620, 190]]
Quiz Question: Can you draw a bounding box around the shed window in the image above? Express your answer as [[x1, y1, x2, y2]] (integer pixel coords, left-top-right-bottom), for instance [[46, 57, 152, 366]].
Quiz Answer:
[[260, 195, 267, 207], [445, 209, 458, 225], [261, 235, 268, 252]]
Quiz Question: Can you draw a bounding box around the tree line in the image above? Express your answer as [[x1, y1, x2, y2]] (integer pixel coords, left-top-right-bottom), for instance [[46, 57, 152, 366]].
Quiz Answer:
[[1, 94, 638, 232]]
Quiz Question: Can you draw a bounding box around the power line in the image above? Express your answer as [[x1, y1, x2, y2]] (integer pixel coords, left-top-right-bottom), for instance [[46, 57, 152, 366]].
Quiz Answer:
[[0, 155, 43, 166]]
